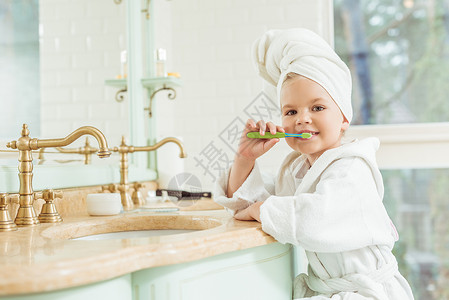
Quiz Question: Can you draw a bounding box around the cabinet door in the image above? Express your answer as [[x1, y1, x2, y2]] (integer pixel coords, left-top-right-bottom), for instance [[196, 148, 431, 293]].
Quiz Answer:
[[3, 274, 132, 300], [132, 242, 294, 300]]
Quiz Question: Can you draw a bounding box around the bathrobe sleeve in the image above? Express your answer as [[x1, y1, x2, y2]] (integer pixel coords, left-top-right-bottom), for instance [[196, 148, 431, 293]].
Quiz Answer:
[[259, 156, 396, 253], [213, 162, 275, 215]]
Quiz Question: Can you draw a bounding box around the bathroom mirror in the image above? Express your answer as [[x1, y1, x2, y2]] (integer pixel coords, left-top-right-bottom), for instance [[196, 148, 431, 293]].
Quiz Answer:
[[0, 0, 157, 191]]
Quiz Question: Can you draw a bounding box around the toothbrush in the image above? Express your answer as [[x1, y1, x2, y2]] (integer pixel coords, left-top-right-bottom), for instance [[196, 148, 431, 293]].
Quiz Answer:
[[246, 132, 313, 139]]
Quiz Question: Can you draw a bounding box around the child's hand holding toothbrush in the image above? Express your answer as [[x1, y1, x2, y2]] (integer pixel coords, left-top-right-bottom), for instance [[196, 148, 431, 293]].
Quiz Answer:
[[226, 119, 283, 211], [236, 119, 284, 161]]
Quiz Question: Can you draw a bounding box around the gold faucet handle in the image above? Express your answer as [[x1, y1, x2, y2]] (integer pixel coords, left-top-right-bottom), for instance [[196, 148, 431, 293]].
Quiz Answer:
[[43, 189, 63, 201], [131, 182, 145, 206], [0, 194, 18, 207], [34, 189, 63, 201], [101, 184, 118, 193], [0, 194, 18, 231], [133, 182, 144, 190], [34, 189, 63, 223], [0, 194, 7, 207], [2, 194, 19, 205]]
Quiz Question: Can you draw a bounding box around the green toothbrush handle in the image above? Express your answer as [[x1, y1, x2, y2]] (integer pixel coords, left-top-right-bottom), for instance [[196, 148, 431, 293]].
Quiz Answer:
[[246, 132, 285, 139]]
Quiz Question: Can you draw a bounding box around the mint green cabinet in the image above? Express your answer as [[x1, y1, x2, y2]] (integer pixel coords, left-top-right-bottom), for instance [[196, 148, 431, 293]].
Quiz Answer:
[[2, 243, 293, 300], [132, 242, 293, 300], [3, 274, 132, 300]]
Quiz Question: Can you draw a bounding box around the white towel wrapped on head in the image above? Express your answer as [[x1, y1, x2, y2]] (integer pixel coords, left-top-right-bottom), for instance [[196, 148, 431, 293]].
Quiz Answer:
[[252, 28, 353, 123]]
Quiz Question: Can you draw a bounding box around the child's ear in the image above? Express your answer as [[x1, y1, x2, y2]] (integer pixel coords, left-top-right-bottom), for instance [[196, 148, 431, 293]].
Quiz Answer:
[[341, 117, 349, 131]]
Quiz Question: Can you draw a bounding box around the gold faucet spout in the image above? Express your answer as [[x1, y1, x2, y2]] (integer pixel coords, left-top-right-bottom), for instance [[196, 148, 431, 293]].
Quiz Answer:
[[134, 137, 186, 158], [36, 126, 111, 158]]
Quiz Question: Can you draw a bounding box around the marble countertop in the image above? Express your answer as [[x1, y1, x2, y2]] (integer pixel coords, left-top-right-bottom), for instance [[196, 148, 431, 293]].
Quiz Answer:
[[0, 203, 275, 296]]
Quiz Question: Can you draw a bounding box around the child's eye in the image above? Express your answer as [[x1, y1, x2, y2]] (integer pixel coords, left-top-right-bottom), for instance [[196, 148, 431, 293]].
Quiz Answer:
[[285, 110, 297, 116], [312, 106, 325, 112]]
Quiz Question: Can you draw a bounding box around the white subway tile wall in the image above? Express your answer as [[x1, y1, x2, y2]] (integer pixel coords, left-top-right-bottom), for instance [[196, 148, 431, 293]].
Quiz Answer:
[[40, 0, 127, 146], [40, 0, 332, 190]]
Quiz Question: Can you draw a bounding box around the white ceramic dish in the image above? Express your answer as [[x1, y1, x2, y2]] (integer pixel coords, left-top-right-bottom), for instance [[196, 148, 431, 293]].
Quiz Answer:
[[86, 193, 122, 216]]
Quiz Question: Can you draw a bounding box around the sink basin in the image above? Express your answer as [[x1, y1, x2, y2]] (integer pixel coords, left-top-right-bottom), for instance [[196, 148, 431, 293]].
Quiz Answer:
[[72, 229, 198, 240], [41, 214, 223, 240]]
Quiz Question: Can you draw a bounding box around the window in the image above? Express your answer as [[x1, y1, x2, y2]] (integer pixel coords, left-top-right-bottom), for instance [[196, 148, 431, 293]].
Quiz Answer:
[[334, 0, 449, 125], [334, 1, 449, 299]]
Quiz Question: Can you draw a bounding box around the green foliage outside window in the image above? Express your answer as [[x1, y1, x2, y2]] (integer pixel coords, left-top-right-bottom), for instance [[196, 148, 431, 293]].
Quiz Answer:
[[382, 168, 449, 299], [334, 0, 449, 125]]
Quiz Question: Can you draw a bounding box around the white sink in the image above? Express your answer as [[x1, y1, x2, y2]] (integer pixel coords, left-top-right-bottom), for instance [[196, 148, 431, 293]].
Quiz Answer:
[[72, 229, 198, 240], [41, 214, 222, 240]]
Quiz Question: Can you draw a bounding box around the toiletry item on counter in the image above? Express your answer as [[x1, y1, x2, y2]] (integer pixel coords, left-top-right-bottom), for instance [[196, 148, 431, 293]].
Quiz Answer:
[[146, 190, 164, 203], [116, 50, 128, 79], [86, 193, 122, 216], [146, 190, 178, 203], [156, 189, 212, 200], [155, 48, 167, 77], [143, 190, 179, 212]]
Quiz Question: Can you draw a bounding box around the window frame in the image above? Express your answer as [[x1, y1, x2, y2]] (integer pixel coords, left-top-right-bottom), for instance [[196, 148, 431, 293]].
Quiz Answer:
[[345, 122, 449, 169]]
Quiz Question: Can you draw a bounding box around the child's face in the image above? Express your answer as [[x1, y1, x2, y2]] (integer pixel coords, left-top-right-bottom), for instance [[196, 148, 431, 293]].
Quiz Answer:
[[280, 76, 349, 164]]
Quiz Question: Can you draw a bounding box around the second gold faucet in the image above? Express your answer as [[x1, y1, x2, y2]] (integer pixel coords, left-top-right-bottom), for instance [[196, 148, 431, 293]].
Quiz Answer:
[[109, 136, 186, 210]]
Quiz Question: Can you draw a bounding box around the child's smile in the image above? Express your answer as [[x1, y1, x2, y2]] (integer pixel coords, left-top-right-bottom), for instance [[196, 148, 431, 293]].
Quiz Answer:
[[280, 76, 349, 165]]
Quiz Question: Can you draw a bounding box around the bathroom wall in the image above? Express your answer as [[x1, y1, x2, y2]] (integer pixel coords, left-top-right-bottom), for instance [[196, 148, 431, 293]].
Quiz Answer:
[[38, 0, 332, 190], [39, 0, 128, 147]]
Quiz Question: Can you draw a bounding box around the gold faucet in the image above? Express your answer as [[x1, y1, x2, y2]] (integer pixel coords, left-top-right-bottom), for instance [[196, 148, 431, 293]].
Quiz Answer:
[[110, 136, 186, 210], [7, 124, 111, 226]]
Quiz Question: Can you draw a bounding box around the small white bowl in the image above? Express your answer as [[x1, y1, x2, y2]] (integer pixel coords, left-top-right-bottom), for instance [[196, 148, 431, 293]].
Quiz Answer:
[[86, 193, 122, 216]]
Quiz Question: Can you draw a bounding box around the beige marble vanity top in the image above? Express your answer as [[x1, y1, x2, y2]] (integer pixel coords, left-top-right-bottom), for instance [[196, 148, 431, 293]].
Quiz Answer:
[[0, 204, 275, 296]]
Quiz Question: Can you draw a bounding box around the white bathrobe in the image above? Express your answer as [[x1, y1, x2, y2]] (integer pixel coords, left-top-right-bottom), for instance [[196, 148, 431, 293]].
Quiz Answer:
[[214, 138, 414, 300]]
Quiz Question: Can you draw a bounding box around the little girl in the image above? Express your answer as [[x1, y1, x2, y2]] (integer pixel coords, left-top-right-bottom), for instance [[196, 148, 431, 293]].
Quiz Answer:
[[214, 28, 414, 300]]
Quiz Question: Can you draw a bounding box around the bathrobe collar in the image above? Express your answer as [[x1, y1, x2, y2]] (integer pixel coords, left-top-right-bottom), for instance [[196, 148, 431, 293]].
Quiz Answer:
[[293, 138, 384, 199]]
